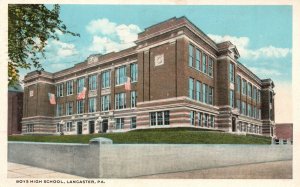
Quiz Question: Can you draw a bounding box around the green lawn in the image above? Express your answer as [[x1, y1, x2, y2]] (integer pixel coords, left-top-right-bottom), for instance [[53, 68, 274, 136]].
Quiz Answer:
[[8, 127, 271, 144]]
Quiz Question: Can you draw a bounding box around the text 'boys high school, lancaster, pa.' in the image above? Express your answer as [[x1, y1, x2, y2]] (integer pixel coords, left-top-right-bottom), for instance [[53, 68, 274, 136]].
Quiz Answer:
[[22, 17, 275, 136]]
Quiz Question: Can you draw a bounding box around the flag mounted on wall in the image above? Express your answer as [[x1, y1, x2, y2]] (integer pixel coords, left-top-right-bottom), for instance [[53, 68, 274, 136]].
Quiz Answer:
[[125, 77, 131, 91], [48, 93, 56, 105], [77, 87, 87, 100]]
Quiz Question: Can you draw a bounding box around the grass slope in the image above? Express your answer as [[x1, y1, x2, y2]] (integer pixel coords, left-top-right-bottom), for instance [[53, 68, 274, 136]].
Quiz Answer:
[[8, 127, 271, 144]]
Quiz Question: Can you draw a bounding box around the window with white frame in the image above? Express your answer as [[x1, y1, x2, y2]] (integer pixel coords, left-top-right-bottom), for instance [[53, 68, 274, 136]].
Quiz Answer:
[[101, 95, 110, 111], [229, 90, 234, 108], [247, 104, 252, 117], [66, 80, 73, 95], [242, 101, 246, 115], [150, 111, 170, 126], [247, 83, 252, 97], [229, 63, 234, 83], [189, 44, 194, 67], [203, 83, 208, 104], [253, 87, 257, 100], [88, 97, 96, 113], [27, 124, 34, 132], [195, 49, 200, 70], [77, 77, 85, 93], [210, 115, 215, 128], [196, 81, 201, 101], [236, 99, 241, 113], [115, 92, 126, 109], [190, 111, 196, 126], [77, 100, 84, 114], [203, 114, 208, 127], [258, 109, 261, 119], [242, 79, 247, 95], [189, 77, 194, 99], [56, 83, 64, 97], [198, 112, 202, 126], [66, 122, 72, 132], [208, 58, 214, 77], [130, 63, 138, 82], [257, 90, 261, 103], [66, 102, 73, 115], [115, 118, 124, 129], [131, 117, 136, 129], [89, 75, 97, 91], [253, 106, 257, 118], [130, 91, 137, 108], [102, 70, 111, 89], [208, 86, 213, 105], [202, 53, 207, 73], [115, 66, 126, 85], [56, 123, 63, 133], [56, 103, 63, 116]]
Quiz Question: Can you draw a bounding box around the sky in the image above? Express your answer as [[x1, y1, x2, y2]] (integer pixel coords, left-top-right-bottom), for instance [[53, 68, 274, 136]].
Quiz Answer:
[[19, 5, 292, 123]]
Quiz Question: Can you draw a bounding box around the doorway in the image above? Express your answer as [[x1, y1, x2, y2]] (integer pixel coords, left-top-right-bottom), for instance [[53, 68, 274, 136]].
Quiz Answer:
[[102, 119, 108, 133], [89, 121, 95, 134], [232, 117, 236, 132], [77, 122, 82, 135]]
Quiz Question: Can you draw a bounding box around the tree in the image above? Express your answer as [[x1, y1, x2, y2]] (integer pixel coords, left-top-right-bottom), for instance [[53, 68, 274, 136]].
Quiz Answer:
[[8, 4, 79, 85]]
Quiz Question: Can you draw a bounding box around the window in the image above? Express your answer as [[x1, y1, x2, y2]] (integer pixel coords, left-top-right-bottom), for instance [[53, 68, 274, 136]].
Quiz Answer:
[[150, 111, 170, 126], [131, 117, 136, 129], [66, 122, 72, 132], [189, 78, 194, 99], [203, 84, 208, 104], [242, 102, 246, 115], [257, 90, 261, 103], [131, 91, 137, 108], [77, 77, 85, 93], [88, 97, 96, 113], [115, 66, 126, 85], [77, 100, 84, 114], [253, 106, 257, 118], [195, 49, 201, 70], [253, 87, 257, 100], [208, 87, 213, 105], [130, 63, 138, 82], [102, 70, 111, 89], [229, 63, 234, 83], [242, 79, 247, 95], [258, 109, 261, 119], [247, 83, 252, 97], [236, 76, 241, 93], [208, 58, 214, 77], [203, 114, 208, 127], [198, 112, 202, 126], [66, 80, 73, 95], [56, 83, 64, 97], [56, 123, 63, 133], [115, 92, 126, 109], [190, 111, 195, 126], [229, 90, 234, 108], [56, 104, 63, 116], [116, 118, 124, 129], [189, 44, 194, 67], [236, 99, 241, 113], [26, 124, 34, 132], [196, 81, 201, 101], [101, 95, 110, 111], [210, 115, 215, 128], [247, 104, 252, 117], [89, 75, 97, 91], [66, 102, 73, 115], [202, 53, 207, 73]]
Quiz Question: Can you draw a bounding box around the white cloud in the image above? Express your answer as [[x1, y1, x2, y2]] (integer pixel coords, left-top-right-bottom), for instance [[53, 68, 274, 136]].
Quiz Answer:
[[50, 40, 78, 57], [207, 34, 291, 59], [248, 67, 282, 77], [86, 18, 141, 53]]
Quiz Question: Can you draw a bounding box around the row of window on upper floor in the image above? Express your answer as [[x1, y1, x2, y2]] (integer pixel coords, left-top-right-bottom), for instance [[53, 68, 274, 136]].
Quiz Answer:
[[188, 44, 214, 77], [188, 77, 214, 105], [56, 91, 137, 116], [56, 63, 138, 97]]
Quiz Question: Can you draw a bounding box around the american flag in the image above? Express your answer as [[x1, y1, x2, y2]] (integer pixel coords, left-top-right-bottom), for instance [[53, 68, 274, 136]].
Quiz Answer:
[[48, 93, 56, 105], [125, 77, 131, 91], [77, 87, 87, 100]]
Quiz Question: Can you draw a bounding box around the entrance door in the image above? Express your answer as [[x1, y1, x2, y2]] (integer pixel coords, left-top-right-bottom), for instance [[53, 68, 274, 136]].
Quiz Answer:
[[89, 121, 95, 134], [232, 117, 236, 132], [102, 119, 108, 133], [77, 122, 82, 135]]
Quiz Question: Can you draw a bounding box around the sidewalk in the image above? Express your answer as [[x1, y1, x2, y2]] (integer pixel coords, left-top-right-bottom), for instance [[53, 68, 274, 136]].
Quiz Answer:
[[8, 162, 85, 178]]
